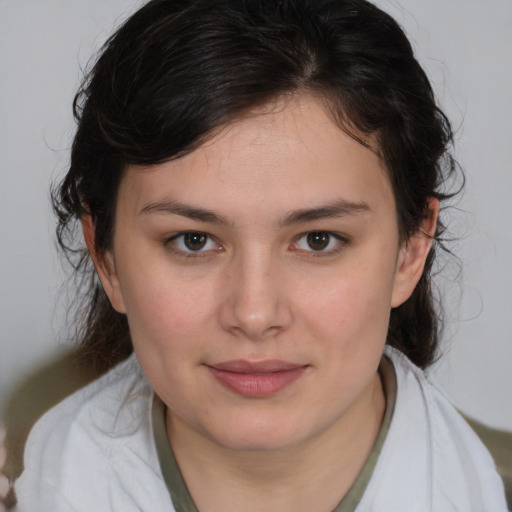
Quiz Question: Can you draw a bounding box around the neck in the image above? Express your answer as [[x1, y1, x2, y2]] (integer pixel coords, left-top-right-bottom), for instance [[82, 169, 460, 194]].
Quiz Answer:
[[166, 373, 385, 512]]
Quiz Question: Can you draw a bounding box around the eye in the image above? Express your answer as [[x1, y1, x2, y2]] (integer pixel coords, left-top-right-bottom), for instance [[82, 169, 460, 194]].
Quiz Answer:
[[292, 231, 345, 253], [167, 231, 220, 254]]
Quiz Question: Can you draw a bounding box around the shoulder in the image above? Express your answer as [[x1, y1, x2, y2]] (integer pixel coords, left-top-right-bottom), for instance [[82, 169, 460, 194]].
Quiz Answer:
[[358, 347, 508, 511], [22, 354, 150, 454], [14, 355, 171, 512]]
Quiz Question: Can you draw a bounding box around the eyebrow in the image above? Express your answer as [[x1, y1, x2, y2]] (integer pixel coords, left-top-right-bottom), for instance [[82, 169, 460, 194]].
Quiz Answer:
[[139, 198, 371, 226], [140, 199, 232, 226], [280, 200, 371, 226]]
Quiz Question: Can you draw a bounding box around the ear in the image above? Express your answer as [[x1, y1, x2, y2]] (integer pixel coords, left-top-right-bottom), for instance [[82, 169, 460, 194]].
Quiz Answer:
[[81, 213, 127, 314], [391, 198, 439, 308]]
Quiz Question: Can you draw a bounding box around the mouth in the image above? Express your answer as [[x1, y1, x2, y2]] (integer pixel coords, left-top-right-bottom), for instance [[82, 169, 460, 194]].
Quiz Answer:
[[205, 360, 309, 397]]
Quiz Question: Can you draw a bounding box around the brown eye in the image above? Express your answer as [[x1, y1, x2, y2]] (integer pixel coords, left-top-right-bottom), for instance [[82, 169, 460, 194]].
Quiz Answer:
[[293, 231, 345, 255], [306, 232, 331, 251], [166, 231, 221, 258], [183, 232, 208, 251]]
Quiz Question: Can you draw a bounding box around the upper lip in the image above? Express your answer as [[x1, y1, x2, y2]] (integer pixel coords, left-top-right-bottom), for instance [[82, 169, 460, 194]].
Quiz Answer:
[[207, 360, 307, 374]]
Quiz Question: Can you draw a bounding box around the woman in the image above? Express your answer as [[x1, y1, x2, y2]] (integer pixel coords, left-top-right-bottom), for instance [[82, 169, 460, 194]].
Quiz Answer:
[[14, 0, 507, 510]]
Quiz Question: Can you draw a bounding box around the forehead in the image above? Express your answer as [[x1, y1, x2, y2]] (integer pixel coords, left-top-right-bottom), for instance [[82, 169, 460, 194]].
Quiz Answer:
[[119, 95, 394, 222]]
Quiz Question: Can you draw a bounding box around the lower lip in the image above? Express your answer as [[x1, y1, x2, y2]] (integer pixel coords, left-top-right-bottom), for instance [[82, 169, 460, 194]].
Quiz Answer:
[[207, 366, 307, 397]]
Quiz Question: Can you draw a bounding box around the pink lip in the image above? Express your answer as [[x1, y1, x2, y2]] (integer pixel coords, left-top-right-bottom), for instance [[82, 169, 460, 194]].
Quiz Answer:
[[206, 360, 308, 397]]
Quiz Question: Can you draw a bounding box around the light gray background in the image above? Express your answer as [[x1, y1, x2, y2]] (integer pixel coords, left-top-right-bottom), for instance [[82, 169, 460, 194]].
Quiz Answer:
[[1, 0, 511, 429]]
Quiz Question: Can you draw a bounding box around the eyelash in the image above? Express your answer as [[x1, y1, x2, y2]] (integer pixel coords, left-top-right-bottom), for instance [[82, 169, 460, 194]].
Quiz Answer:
[[164, 231, 349, 260], [291, 231, 348, 257], [164, 231, 222, 260]]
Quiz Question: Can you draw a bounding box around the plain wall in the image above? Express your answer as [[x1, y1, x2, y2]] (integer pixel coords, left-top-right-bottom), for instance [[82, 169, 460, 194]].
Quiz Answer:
[[1, 0, 511, 429]]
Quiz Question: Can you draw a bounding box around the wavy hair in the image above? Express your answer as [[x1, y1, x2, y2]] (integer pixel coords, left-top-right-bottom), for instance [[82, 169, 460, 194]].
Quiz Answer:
[[54, 0, 461, 375]]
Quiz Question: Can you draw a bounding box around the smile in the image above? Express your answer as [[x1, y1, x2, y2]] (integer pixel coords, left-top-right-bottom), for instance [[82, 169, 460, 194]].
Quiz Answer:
[[206, 360, 309, 397]]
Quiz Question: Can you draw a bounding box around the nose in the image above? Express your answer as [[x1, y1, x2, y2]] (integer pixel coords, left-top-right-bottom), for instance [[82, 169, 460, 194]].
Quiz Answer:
[[218, 252, 293, 341]]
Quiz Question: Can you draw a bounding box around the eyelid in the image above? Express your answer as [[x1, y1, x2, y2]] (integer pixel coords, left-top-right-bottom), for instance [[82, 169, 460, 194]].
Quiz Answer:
[[163, 230, 348, 260], [165, 231, 223, 258], [290, 231, 349, 256]]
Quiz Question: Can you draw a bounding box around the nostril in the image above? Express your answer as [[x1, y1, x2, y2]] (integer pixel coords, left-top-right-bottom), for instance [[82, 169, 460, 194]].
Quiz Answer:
[[216, 258, 293, 340], [218, 294, 293, 341]]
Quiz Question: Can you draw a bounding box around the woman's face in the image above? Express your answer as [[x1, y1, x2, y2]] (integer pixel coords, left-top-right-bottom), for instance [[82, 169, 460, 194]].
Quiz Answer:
[[92, 95, 433, 452]]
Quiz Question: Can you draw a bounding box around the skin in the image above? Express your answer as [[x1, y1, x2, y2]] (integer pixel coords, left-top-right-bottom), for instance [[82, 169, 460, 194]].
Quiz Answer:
[[84, 95, 437, 511]]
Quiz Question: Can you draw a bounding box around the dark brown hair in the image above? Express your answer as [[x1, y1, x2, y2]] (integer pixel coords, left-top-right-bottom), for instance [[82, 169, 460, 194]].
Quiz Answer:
[[54, 0, 460, 375]]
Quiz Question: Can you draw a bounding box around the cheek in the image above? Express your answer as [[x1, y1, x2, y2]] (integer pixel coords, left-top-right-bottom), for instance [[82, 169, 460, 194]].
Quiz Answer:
[[303, 285, 390, 357], [118, 265, 217, 354], [298, 260, 396, 349], [121, 276, 215, 397]]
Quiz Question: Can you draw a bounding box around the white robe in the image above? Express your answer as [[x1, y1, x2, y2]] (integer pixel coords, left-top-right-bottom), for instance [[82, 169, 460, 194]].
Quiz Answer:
[[14, 348, 508, 511]]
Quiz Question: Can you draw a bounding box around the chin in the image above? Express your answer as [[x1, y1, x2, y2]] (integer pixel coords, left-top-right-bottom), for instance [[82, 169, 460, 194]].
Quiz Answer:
[[202, 415, 314, 453]]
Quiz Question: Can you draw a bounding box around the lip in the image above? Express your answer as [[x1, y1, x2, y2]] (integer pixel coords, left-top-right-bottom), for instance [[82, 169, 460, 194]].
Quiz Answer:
[[206, 360, 308, 397]]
